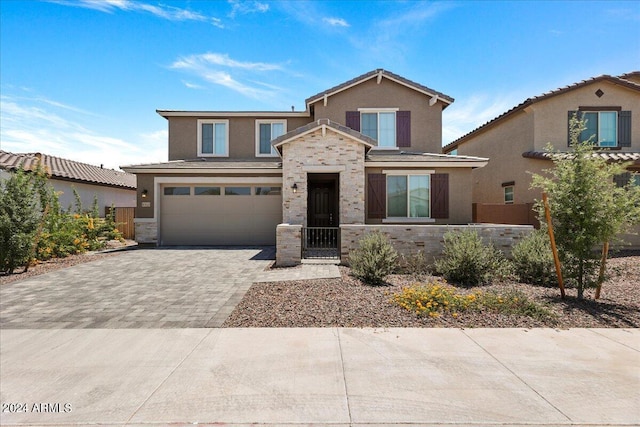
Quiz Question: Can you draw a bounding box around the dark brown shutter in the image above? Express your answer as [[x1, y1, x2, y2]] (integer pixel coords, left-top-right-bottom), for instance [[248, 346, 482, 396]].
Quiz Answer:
[[568, 110, 577, 146], [431, 173, 449, 219], [614, 172, 631, 188], [346, 111, 360, 132], [619, 111, 631, 147], [367, 173, 386, 219], [396, 111, 411, 147]]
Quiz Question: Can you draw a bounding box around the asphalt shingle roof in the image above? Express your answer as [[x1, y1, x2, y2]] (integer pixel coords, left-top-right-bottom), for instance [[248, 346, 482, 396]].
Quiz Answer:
[[0, 151, 137, 189]]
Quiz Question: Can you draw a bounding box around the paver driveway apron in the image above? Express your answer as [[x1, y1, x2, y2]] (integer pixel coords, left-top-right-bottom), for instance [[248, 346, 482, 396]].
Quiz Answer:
[[0, 248, 276, 329]]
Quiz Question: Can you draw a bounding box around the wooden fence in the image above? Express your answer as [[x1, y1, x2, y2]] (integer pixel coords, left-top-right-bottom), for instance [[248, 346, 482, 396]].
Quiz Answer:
[[105, 207, 135, 240]]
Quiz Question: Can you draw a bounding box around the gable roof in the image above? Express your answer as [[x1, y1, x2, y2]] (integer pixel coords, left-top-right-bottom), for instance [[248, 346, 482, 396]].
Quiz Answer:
[[0, 150, 136, 190], [305, 69, 454, 110], [443, 72, 640, 153], [271, 119, 376, 155]]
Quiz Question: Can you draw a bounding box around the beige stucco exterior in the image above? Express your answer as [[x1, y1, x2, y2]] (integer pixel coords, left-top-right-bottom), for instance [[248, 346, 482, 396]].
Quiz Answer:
[[310, 77, 446, 153], [448, 79, 640, 205], [364, 166, 474, 224], [167, 115, 311, 161]]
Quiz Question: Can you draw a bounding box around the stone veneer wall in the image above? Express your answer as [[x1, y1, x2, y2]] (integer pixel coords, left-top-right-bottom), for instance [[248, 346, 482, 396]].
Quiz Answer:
[[276, 224, 302, 266], [135, 220, 157, 245], [281, 128, 365, 225], [340, 224, 534, 264]]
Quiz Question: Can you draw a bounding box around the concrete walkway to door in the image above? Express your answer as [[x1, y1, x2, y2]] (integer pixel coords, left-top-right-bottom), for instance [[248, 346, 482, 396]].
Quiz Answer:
[[0, 248, 340, 329]]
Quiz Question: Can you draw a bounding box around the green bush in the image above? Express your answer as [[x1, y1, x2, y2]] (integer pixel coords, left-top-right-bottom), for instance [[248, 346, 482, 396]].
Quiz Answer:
[[512, 229, 557, 286], [349, 231, 398, 285], [434, 229, 511, 286]]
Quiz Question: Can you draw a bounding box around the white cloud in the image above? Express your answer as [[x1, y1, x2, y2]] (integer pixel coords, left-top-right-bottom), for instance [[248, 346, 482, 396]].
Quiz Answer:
[[170, 53, 285, 101], [228, 0, 269, 18], [323, 17, 349, 27], [442, 93, 523, 145], [0, 94, 166, 170], [49, 0, 225, 27]]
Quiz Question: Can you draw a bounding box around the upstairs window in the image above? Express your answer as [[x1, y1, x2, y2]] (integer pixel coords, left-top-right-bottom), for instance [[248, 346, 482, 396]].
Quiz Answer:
[[256, 120, 286, 156], [346, 109, 411, 147], [580, 111, 617, 147], [568, 110, 631, 148], [198, 119, 228, 157], [362, 111, 396, 148]]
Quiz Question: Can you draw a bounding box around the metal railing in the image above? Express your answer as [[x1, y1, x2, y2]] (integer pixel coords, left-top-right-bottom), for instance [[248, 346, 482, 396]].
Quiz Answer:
[[302, 227, 340, 259]]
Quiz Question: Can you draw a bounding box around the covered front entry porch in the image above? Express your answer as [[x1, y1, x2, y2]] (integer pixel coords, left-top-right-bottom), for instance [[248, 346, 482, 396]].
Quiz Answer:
[[303, 173, 340, 260]]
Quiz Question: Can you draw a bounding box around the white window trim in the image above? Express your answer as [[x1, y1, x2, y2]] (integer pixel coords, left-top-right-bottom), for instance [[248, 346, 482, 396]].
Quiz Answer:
[[255, 119, 287, 157], [385, 173, 432, 220], [197, 119, 229, 157], [357, 108, 398, 149]]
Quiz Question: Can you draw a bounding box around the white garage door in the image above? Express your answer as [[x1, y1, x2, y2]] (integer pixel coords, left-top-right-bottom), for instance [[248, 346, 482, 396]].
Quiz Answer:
[[160, 184, 282, 245]]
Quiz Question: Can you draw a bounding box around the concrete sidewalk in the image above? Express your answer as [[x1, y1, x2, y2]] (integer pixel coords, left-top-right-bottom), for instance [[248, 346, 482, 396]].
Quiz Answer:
[[1, 328, 638, 426]]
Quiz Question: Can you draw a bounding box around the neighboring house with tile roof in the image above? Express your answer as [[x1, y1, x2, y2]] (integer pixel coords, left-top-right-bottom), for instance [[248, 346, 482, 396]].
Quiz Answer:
[[123, 69, 509, 265], [442, 72, 640, 246], [0, 150, 136, 214]]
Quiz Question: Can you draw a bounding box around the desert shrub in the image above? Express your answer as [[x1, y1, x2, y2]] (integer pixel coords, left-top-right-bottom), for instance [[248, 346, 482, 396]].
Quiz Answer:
[[434, 229, 511, 286], [349, 231, 398, 285], [512, 229, 556, 286], [0, 168, 41, 273], [392, 281, 553, 320], [396, 250, 430, 276]]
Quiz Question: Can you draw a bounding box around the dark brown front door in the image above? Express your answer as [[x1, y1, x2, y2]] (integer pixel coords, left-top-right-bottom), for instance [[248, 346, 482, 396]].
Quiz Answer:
[[308, 176, 338, 227]]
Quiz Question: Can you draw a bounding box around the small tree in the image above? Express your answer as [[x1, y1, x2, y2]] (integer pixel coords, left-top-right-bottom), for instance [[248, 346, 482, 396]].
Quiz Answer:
[[532, 115, 640, 298]]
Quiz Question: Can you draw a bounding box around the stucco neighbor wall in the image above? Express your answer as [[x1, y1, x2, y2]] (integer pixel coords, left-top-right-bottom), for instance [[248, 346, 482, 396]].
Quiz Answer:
[[281, 127, 366, 226], [532, 81, 640, 151], [340, 224, 534, 264], [50, 180, 135, 214]]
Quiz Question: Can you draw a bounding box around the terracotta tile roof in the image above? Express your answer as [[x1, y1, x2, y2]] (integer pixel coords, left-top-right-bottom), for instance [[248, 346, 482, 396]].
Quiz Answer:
[[0, 150, 136, 189], [444, 73, 640, 152], [522, 150, 640, 166], [305, 69, 454, 108]]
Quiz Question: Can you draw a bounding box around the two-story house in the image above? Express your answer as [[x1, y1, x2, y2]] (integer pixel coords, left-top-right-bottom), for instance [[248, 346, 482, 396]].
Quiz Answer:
[[443, 72, 640, 245], [123, 69, 497, 265]]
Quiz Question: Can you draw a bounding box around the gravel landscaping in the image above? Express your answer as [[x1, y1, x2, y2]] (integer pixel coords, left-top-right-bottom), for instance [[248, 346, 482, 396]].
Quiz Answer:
[[224, 253, 640, 328]]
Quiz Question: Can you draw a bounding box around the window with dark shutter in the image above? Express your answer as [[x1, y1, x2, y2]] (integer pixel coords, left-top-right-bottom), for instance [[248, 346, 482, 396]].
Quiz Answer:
[[431, 173, 449, 219], [367, 173, 386, 219], [346, 111, 360, 132], [396, 111, 411, 147], [619, 111, 631, 147]]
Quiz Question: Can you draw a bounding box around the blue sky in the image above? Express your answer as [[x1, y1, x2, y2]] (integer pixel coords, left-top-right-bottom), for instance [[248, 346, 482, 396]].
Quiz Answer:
[[1, 0, 638, 170]]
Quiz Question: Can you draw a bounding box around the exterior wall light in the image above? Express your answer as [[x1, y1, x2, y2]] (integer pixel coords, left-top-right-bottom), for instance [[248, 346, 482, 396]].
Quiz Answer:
[[292, 183, 298, 193], [141, 189, 148, 198]]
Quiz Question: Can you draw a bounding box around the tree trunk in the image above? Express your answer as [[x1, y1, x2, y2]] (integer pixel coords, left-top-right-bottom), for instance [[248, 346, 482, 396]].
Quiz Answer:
[[577, 258, 584, 299]]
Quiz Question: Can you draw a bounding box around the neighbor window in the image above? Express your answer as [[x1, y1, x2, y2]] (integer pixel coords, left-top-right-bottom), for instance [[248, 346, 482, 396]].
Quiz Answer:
[[578, 111, 617, 147], [164, 187, 190, 196], [504, 186, 514, 204], [387, 175, 429, 218], [361, 110, 396, 148], [198, 119, 228, 157], [256, 120, 286, 156], [225, 187, 251, 196], [194, 186, 220, 196], [255, 186, 281, 195]]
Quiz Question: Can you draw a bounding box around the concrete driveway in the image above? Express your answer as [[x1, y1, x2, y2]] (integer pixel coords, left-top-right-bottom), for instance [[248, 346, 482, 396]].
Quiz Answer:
[[0, 248, 280, 328]]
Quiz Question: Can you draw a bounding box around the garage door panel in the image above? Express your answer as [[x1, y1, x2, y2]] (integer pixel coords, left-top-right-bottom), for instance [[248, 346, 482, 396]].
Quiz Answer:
[[160, 184, 282, 246]]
